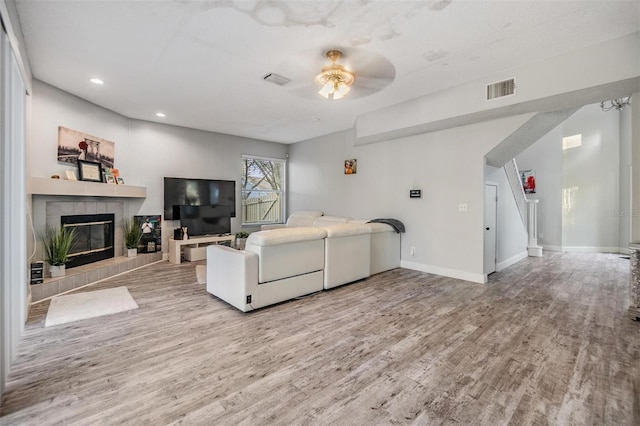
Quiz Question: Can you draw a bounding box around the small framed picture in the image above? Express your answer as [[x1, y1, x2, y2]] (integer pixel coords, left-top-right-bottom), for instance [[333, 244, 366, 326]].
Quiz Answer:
[[64, 170, 77, 181], [344, 159, 357, 174], [77, 160, 104, 182], [117, 177, 125, 185], [106, 174, 116, 184]]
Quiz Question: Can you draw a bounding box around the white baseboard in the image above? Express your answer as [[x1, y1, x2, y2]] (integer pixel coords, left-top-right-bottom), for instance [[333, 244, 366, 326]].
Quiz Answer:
[[496, 251, 528, 272], [401, 260, 486, 284], [542, 245, 562, 252], [562, 246, 625, 253]]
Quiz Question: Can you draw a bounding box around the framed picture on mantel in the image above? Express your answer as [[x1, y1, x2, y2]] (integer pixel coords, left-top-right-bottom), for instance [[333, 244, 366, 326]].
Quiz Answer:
[[77, 159, 104, 183]]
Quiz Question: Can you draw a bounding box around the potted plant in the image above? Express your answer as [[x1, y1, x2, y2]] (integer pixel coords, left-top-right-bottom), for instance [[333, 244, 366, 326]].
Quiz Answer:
[[123, 218, 143, 257], [41, 225, 76, 278], [235, 231, 249, 250]]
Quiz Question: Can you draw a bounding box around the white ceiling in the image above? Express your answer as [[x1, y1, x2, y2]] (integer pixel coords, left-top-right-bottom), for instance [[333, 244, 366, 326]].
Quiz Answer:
[[14, 1, 640, 144]]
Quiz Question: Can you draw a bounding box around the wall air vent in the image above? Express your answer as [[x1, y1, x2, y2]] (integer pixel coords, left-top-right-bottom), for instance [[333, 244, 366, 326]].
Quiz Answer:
[[486, 78, 515, 100], [263, 73, 291, 86]]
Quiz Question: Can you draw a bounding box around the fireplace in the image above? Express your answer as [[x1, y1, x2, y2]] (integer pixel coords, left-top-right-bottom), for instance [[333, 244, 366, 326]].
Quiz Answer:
[[61, 213, 115, 268]]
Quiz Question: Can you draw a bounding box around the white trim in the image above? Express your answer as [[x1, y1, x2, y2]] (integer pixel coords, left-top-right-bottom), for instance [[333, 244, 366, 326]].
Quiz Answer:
[[542, 245, 562, 252], [241, 153, 286, 162], [496, 250, 528, 272], [401, 260, 486, 284], [0, 1, 32, 94], [562, 246, 627, 254]]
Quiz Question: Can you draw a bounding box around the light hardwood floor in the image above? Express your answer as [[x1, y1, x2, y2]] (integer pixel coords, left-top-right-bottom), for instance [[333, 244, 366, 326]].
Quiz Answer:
[[1, 252, 639, 425]]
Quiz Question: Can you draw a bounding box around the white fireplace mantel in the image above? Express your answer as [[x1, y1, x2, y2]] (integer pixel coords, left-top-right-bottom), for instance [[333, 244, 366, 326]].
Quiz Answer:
[[27, 177, 146, 198]]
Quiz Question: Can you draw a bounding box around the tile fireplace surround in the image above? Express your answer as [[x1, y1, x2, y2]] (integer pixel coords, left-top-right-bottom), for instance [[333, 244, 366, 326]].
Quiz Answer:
[[28, 178, 154, 303]]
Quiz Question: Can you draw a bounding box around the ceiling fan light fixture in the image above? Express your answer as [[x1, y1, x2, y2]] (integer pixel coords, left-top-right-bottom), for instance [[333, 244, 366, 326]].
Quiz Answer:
[[315, 50, 355, 100]]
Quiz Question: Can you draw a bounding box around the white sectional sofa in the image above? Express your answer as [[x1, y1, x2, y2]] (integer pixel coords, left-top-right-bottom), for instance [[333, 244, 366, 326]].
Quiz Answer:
[[207, 227, 327, 312], [206, 212, 402, 312], [260, 210, 323, 230], [321, 223, 371, 290], [262, 211, 401, 276]]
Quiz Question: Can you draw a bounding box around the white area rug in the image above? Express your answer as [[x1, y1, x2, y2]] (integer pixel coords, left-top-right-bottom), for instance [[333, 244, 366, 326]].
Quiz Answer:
[[196, 265, 206, 284], [45, 286, 138, 327]]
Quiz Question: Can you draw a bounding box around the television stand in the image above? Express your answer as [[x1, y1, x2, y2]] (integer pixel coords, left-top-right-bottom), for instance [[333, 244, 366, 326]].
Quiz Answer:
[[169, 234, 236, 264]]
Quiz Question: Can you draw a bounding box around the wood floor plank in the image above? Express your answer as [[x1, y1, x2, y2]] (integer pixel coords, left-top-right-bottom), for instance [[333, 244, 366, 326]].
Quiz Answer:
[[1, 252, 639, 425]]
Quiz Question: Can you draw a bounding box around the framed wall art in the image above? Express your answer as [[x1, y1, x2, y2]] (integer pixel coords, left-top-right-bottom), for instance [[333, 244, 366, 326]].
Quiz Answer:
[[520, 170, 536, 194], [58, 126, 115, 168], [344, 159, 357, 174], [77, 159, 104, 182]]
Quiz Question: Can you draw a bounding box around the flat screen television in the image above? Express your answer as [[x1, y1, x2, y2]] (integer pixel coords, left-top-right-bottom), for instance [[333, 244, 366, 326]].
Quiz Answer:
[[164, 177, 236, 220], [179, 205, 231, 237]]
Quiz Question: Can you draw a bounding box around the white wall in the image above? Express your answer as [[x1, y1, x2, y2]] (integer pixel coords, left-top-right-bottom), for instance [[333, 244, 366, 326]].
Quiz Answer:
[[619, 105, 632, 250], [562, 104, 621, 251], [289, 114, 534, 283], [516, 124, 564, 250], [356, 33, 640, 144], [484, 167, 528, 270], [28, 80, 288, 252], [516, 103, 630, 253]]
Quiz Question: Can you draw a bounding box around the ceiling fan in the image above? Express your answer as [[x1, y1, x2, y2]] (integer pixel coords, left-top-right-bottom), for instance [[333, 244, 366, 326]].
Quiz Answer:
[[273, 48, 396, 101]]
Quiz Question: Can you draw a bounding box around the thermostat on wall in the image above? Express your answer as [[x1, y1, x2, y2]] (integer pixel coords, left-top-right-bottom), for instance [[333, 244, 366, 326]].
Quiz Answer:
[[410, 190, 421, 198]]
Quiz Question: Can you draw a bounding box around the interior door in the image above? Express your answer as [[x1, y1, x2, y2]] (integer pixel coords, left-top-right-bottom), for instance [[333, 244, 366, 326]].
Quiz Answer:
[[484, 184, 498, 275]]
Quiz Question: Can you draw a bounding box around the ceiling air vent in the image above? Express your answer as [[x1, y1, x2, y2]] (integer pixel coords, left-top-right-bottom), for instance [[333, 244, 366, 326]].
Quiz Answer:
[[486, 78, 515, 100], [263, 73, 291, 86]]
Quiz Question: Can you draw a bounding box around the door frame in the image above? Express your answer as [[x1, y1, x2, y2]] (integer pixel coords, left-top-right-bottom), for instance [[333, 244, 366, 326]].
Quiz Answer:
[[484, 182, 498, 277]]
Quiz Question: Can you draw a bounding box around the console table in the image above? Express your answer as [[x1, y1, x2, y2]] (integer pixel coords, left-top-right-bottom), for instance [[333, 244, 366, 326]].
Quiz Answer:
[[169, 235, 235, 264]]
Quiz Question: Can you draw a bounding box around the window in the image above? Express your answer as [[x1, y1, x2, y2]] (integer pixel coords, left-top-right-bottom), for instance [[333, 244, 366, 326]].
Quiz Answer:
[[562, 134, 582, 150], [241, 155, 286, 225]]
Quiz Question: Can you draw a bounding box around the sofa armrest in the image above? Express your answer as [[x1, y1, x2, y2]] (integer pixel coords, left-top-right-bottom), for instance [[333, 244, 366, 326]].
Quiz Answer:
[[261, 224, 286, 230], [206, 245, 258, 312]]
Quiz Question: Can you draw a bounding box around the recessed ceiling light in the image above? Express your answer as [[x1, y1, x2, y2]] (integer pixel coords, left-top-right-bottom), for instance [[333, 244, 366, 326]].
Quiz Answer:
[[89, 78, 104, 85], [156, 112, 166, 118]]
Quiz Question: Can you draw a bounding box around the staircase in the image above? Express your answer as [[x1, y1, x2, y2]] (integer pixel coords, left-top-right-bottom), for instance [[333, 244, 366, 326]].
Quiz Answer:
[[504, 159, 527, 228], [503, 159, 542, 257]]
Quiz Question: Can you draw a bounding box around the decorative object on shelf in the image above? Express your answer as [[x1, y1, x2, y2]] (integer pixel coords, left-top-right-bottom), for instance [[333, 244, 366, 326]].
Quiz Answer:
[[135, 215, 162, 252], [40, 225, 76, 278], [235, 231, 249, 250], [51, 175, 60, 179], [600, 95, 632, 112], [315, 50, 355, 100], [57, 126, 115, 168], [103, 167, 114, 183], [344, 159, 357, 174], [182, 226, 189, 240], [123, 218, 143, 257], [77, 159, 104, 182], [117, 177, 125, 185], [64, 170, 77, 180]]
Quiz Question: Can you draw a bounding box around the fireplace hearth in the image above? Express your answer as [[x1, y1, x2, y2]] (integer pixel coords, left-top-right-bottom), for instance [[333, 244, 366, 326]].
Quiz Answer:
[[61, 213, 115, 268]]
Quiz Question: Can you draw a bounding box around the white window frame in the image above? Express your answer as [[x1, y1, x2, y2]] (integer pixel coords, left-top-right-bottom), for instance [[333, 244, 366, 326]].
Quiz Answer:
[[241, 154, 286, 226]]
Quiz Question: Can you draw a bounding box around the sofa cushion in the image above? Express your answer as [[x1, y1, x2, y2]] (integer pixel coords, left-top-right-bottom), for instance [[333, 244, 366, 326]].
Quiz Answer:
[[286, 210, 323, 227], [247, 227, 327, 246], [321, 223, 371, 238], [313, 216, 350, 227]]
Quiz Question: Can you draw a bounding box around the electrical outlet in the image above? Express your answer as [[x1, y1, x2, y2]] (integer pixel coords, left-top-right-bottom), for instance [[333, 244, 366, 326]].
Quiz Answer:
[[410, 246, 416, 257], [458, 203, 468, 212]]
